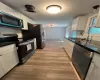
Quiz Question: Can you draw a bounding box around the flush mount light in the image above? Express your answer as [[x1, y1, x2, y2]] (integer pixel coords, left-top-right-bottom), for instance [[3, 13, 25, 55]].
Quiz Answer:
[[46, 5, 62, 14]]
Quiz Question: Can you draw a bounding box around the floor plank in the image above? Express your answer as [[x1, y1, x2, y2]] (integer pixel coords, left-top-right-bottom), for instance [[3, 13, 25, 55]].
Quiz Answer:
[[1, 41, 78, 80]]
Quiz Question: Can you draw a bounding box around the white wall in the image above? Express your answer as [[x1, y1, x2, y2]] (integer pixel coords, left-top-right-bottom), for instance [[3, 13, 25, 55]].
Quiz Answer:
[[44, 27, 66, 40]]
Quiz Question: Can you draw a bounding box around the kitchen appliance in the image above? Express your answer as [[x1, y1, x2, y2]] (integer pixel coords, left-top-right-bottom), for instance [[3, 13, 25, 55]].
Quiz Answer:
[[27, 23, 45, 49], [18, 39, 35, 64], [72, 44, 93, 80], [0, 34, 18, 43], [0, 11, 23, 28]]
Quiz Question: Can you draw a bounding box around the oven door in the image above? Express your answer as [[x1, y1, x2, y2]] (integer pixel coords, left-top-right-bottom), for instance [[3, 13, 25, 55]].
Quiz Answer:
[[72, 44, 93, 80]]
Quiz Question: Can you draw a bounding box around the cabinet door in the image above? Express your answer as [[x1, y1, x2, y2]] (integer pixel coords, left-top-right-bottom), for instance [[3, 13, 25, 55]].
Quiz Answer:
[[85, 62, 94, 80], [89, 63, 100, 80], [1, 49, 19, 74], [63, 39, 74, 58], [0, 57, 4, 78], [89, 54, 100, 80], [72, 23, 77, 30], [86, 53, 100, 80], [72, 18, 78, 30]]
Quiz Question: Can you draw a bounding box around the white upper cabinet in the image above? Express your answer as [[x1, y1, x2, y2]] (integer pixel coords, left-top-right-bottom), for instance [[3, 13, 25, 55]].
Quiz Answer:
[[72, 16, 88, 30]]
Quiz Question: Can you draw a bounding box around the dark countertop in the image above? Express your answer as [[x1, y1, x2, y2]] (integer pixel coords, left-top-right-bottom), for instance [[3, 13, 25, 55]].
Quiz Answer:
[[67, 38, 100, 54], [0, 38, 35, 47], [0, 42, 16, 47]]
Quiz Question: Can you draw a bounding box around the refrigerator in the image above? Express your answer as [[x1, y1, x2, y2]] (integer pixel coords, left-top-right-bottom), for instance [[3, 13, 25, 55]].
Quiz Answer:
[[28, 23, 45, 49]]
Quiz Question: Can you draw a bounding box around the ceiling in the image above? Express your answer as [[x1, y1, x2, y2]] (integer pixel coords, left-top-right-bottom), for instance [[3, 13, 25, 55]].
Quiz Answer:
[[1, 0, 100, 27]]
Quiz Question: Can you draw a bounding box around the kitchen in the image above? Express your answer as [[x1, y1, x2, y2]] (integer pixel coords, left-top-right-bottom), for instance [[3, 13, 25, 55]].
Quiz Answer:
[[0, 0, 100, 80], [64, 4, 100, 80]]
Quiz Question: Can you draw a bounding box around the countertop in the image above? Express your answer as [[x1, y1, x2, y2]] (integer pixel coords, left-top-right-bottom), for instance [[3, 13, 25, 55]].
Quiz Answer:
[[67, 38, 100, 54], [0, 42, 16, 47]]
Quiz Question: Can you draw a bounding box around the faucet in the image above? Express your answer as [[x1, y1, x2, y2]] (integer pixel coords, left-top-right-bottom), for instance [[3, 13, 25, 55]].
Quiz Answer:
[[90, 36, 93, 42], [87, 34, 92, 43], [86, 33, 90, 41]]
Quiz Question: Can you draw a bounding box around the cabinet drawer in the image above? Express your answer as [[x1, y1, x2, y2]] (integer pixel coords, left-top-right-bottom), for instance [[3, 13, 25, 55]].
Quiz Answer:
[[0, 44, 15, 54]]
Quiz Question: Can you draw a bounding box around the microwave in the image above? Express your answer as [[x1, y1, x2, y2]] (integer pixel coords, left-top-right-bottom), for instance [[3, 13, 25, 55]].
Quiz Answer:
[[0, 11, 23, 28]]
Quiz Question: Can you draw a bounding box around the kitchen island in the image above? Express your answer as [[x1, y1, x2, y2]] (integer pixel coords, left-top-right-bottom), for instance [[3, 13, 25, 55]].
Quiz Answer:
[[64, 38, 100, 80]]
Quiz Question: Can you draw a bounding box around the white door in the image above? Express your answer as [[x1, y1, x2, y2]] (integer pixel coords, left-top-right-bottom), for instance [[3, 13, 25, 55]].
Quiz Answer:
[[1, 49, 19, 74], [0, 56, 4, 78]]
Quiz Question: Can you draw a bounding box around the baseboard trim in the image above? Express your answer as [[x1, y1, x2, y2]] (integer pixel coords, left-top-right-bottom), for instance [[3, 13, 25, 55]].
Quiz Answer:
[[63, 47, 71, 61], [70, 62, 81, 80]]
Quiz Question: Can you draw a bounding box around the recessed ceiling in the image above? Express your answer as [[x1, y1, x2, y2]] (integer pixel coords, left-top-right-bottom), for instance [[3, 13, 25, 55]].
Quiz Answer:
[[1, 0, 100, 27]]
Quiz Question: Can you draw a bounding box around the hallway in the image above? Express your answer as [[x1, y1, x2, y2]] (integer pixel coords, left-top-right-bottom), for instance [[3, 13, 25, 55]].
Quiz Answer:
[[1, 41, 78, 80]]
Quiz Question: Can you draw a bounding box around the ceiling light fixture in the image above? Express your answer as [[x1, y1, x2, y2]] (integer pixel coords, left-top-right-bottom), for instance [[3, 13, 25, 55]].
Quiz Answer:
[[46, 5, 62, 14]]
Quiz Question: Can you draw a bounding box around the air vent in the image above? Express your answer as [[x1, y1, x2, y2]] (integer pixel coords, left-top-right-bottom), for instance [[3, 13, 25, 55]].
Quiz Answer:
[[25, 4, 36, 13], [93, 5, 100, 13]]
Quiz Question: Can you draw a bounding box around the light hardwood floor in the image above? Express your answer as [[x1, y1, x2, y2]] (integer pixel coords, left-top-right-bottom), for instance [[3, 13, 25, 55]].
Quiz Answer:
[[1, 41, 78, 80]]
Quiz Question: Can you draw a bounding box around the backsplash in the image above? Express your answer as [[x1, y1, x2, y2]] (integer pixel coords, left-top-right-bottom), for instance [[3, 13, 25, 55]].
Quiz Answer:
[[0, 26, 22, 38], [72, 31, 77, 38], [89, 27, 100, 34]]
